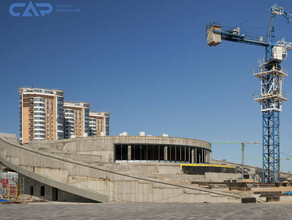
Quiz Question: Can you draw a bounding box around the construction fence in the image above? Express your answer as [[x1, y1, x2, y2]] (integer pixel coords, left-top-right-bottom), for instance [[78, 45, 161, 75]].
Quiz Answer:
[[0, 172, 23, 201]]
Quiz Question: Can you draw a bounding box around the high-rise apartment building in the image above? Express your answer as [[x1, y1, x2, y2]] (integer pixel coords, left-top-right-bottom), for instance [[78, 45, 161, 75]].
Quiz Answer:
[[63, 102, 90, 139], [19, 88, 65, 144], [89, 112, 110, 136]]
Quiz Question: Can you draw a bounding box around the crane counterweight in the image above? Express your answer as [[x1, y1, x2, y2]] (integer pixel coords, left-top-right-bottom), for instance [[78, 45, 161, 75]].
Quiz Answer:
[[207, 24, 222, 46]]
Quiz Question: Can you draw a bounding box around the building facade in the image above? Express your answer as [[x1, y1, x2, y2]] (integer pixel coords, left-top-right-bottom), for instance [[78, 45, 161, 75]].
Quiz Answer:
[[89, 112, 110, 136], [64, 102, 90, 139], [19, 88, 65, 144]]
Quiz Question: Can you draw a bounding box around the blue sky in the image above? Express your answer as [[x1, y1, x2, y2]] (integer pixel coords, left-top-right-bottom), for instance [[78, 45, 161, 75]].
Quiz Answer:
[[1, 0, 292, 171]]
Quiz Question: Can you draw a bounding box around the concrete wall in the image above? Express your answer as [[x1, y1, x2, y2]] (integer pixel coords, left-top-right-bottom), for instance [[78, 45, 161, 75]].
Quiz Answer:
[[19, 174, 97, 202], [28, 136, 211, 163]]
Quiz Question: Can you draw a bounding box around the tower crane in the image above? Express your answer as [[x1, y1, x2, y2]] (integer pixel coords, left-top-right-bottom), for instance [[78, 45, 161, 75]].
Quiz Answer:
[[207, 4, 292, 183], [210, 141, 259, 165]]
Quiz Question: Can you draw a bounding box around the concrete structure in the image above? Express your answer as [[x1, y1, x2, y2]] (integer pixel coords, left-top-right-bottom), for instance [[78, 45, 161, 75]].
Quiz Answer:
[[64, 102, 90, 139], [0, 132, 246, 203], [19, 88, 65, 144], [89, 112, 110, 136], [28, 135, 212, 164]]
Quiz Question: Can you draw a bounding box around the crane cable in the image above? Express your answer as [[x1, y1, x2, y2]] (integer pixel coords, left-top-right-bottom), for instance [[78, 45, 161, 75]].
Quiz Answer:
[[281, 152, 292, 159], [236, 9, 269, 27]]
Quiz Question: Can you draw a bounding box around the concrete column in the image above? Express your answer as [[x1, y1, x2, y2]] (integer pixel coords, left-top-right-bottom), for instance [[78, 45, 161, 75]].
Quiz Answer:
[[191, 148, 195, 164], [164, 146, 168, 161], [205, 150, 208, 163], [209, 151, 212, 163], [207, 151, 210, 163], [194, 148, 197, 163], [128, 145, 131, 161], [199, 150, 201, 163]]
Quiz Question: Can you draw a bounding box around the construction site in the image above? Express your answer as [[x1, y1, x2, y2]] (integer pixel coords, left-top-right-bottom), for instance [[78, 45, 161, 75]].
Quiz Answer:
[[2, 3, 292, 213], [1, 129, 292, 204]]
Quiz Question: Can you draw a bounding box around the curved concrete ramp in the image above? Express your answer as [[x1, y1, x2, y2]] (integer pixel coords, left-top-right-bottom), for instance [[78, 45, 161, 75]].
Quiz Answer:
[[0, 133, 241, 203], [0, 134, 108, 202]]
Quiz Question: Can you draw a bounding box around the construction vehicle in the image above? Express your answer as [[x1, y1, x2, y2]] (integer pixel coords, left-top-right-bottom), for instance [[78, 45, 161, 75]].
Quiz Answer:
[[207, 4, 292, 183]]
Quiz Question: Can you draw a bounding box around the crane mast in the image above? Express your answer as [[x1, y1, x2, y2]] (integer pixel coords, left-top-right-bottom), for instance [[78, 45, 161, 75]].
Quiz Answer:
[[207, 4, 292, 183]]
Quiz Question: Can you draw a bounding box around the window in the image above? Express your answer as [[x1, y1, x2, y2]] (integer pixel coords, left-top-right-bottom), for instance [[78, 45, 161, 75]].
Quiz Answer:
[[34, 117, 45, 120], [115, 145, 128, 161], [34, 112, 45, 116], [34, 135, 45, 138], [115, 145, 193, 163], [34, 103, 44, 107], [34, 121, 45, 125], [34, 97, 44, 102], [52, 188, 58, 201], [34, 126, 45, 129], [40, 186, 45, 196], [57, 132, 64, 139], [30, 186, 33, 195]]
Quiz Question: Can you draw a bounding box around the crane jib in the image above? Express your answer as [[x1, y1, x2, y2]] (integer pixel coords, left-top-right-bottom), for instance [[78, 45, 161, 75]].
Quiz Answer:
[[212, 30, 269, 47]]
